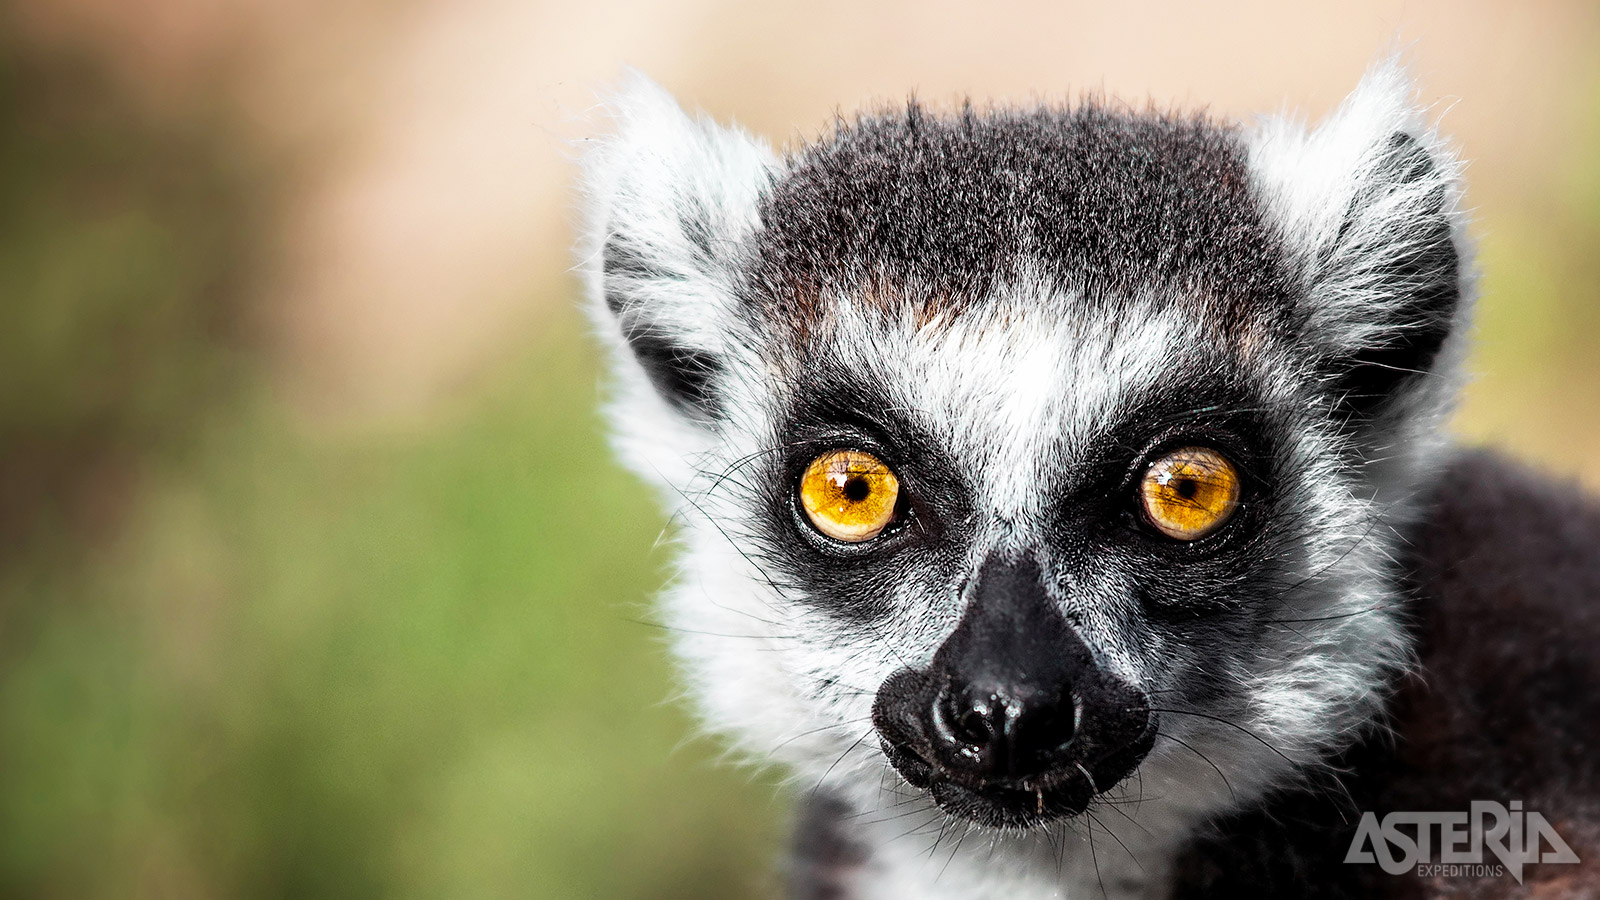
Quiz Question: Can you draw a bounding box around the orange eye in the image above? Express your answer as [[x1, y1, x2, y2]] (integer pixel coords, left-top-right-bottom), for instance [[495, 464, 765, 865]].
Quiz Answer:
[[798, 449, 901, 542], [1139, 447, 1241, 541]]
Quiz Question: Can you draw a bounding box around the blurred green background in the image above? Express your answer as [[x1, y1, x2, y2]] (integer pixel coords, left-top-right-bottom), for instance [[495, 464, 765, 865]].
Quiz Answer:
[[0, 2, 1596, 898]]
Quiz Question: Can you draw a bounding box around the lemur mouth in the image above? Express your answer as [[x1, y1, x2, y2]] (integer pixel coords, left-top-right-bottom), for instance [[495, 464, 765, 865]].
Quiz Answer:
[[879, 723, 1157, 829]]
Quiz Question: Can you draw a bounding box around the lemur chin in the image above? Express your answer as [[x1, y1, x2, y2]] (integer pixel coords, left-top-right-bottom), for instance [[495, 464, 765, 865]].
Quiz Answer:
[[579, 60, 1600, 898]]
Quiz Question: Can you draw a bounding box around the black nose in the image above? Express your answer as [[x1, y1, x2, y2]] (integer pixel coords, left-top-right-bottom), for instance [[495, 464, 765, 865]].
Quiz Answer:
[[870, 553, 1156, 826], [933, 678, 1078, 779], [914, 554, 1098, 783]]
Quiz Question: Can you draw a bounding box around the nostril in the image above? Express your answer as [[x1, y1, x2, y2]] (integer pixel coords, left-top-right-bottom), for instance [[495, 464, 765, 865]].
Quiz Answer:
[[934, 685, 998, 754], [955, 708, 993, 747], [1018, 687, 1079, 753]]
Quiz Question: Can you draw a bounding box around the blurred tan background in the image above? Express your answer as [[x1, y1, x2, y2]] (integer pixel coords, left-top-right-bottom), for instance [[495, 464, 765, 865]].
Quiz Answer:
[[1, 1, 1596, 898]]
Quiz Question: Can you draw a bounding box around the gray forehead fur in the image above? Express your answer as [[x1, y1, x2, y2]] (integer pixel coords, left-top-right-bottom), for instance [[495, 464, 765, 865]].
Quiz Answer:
[[744, 100, 1293, 344]]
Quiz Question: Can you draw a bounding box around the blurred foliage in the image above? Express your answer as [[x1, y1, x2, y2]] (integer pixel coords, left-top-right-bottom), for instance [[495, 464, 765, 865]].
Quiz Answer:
[[0, 35, 261, 556], [1454, 95, 1600, 466], [0, 320, 780, 899], [0, 34, 776, 900]]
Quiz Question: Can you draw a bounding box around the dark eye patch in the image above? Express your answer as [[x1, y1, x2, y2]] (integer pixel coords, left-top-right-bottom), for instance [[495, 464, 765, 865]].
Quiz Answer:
[[739, 362, 976, 623]]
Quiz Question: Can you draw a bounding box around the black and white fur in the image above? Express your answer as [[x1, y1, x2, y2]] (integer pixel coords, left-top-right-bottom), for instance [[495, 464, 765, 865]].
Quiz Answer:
[[578, 62, 1600, 898]]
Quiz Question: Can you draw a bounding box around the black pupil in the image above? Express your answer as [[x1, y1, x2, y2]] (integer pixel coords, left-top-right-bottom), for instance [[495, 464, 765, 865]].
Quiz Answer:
[[843, 475, 871, 502], [1175, 478, 1199, 500]]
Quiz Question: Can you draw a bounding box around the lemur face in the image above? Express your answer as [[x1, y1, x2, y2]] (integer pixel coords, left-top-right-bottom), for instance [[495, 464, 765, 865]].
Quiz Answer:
[[584, 67, 1464, 835]]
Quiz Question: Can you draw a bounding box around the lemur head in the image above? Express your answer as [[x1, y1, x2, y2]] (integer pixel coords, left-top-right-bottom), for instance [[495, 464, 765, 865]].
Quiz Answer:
[[581, 63, 1466, 834]]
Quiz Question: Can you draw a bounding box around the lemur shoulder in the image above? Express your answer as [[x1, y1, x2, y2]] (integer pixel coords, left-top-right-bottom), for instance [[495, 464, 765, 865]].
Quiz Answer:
[[579, 62, 1600, 898]]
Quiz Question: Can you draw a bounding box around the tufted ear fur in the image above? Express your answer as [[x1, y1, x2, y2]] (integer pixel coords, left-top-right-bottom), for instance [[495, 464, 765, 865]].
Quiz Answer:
[[1247, 60, 1468, 420], [578, 72, 778, 426]]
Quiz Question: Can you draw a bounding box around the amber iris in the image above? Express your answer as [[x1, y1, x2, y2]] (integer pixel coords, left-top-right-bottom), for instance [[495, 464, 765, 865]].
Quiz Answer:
[[798, 449, 901, 542], [1140, 447, 1241, 541]]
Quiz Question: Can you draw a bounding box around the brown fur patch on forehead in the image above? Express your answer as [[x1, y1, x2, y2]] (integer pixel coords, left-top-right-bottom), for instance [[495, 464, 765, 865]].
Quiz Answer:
[[738, 99, 1299, 351]]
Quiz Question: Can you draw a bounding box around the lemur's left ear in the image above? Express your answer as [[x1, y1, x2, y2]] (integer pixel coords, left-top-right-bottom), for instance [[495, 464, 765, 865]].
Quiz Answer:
[[1247, 60, 1467, 417], [580, 72, 778, 426]]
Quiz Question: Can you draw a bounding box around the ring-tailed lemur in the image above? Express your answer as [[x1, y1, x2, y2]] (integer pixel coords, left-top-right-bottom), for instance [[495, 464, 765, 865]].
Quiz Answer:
[[579, 62, 1600, 898]]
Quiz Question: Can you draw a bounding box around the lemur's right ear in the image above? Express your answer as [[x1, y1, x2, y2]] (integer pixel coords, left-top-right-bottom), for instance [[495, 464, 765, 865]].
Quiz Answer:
[[580, 73, 778, 425]]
